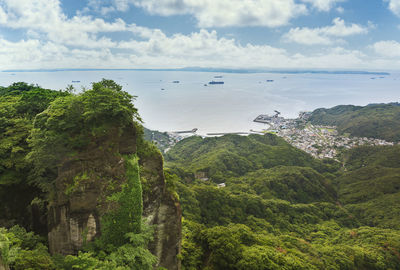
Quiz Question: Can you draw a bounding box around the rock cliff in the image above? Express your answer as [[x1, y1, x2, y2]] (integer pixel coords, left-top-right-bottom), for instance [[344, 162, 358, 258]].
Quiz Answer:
[[47, 123, 181, 269], [139, 142, 182, 270]]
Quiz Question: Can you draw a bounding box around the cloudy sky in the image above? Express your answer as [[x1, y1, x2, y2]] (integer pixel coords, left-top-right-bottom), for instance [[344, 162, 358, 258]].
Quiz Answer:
[[1, 0, 400, 70]]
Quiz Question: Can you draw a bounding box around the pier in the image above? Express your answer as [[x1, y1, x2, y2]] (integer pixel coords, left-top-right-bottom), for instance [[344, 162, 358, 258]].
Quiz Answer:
[[172, 128, 198, 134], [206, 132, 249, 136]]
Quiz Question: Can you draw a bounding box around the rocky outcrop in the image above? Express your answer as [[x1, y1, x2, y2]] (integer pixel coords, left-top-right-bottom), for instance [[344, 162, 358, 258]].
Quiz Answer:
[[47, 125, 135, 254], [47, 124, 181, 269], [0, 258, 8, 270], [140, 149, 182, 270]]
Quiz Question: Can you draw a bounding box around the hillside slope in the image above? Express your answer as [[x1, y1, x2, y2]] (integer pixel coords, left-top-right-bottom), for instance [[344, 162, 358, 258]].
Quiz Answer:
[[309, 103, 400, 141], [166, 134, 338, 182], [337, 145, 400, 230], [166, 134, 400, 269]]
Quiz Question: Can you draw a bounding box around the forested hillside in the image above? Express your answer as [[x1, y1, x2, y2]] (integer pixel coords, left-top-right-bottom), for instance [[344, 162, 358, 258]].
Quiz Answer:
[[0, 81, 180, 270], [165, 135, 400, 269], [309, 103, 400, 141], [165, 134, 339, 182], [337, 145, 400, 230], [1, 81, 400, 270], [0, 82, 69, 230]]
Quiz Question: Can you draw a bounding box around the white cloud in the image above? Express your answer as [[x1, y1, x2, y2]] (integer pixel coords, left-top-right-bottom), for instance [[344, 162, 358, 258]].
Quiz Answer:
[[0, 39, 70, 68], [284, 28, 333, 45], [0, 27, 381, 71], [371, 40, 400, 57], [0, 6, 7, 24], [117, 29, 291, 68], [336, 6, 344, 13], [283, 17, 368, 45], [0, 0, 128, 48], [385, 0, 400, 16], [291, 47, 366, 68], [130, 0, 307, 28], [114, 0, 130, 11], [0, 0, 399, 70], [301, 0, 345, 11]]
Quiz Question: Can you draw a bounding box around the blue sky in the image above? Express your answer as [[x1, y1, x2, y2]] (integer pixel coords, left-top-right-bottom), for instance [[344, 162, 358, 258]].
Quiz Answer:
[[0, 0, 400, 70]]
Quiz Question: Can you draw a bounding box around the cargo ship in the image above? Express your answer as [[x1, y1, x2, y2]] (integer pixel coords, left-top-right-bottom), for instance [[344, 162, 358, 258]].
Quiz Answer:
[[209, 81, 224, 85]]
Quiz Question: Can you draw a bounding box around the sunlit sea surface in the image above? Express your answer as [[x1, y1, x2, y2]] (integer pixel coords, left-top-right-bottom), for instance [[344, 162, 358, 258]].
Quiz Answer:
[[1, 70, 399, 135]]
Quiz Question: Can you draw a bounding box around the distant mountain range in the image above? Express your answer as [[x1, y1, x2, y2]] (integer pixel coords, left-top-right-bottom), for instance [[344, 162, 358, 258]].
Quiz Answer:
[[2, 67, 391, 75]]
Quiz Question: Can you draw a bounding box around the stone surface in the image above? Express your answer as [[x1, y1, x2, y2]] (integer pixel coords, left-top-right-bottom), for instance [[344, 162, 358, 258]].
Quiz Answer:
[[48, 125, 137, 254], [140, 150, 182, 270], [47, 124, 182, 269]]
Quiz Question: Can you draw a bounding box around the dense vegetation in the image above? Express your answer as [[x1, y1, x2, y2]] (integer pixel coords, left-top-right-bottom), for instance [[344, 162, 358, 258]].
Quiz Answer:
[[0, 82, 69, 230], [166, 134, 338, 182], [1, 81, 400, 269], [337, 145, 400, 230], [165, 134, 400, 269], [0, 81, 157, 269], [309, 103, 400, 141]]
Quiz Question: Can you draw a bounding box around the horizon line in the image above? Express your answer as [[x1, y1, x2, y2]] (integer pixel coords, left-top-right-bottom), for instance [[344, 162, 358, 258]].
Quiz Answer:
[[2, 67, 391, 75]]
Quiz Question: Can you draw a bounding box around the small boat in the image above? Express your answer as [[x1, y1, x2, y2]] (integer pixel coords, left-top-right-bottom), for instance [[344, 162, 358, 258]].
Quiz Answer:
[[72, 80, 81, 83], [161, 88, 165, 90], [172, 80, 180, 83], [209, 81, 224, 85], [214, 75, 223, 78], [266, 80, 274, 82]]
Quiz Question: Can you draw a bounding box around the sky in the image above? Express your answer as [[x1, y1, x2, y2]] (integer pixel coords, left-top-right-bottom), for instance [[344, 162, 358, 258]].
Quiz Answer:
[[0, 0, 400, 70]]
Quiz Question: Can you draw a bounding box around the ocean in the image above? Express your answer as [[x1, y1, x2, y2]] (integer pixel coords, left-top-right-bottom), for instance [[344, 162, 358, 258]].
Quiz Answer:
[[1, 70, 399, 135]]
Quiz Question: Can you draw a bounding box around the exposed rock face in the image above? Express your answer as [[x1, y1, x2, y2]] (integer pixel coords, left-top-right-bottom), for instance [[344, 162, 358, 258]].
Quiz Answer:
[[47, 124, 181, 269], [48, 125, 134, 254], [0, 258, 7, 270], [140, 150, 182, 270]]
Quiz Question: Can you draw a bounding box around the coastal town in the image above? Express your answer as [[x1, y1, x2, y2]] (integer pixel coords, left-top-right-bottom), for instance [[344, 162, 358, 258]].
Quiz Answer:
[[148, 110, 395, 160], [254, 111, 395, 159]]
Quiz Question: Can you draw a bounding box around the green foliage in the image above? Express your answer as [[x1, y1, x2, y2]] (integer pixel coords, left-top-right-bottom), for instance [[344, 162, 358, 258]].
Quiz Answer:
[[164, 169, 180, 200], [182, 220, 400, 270], [167, 133, 400, 269], [336, 145, 400, 230], [106, 228, 157, 270], [101, 154, 143, 247], [0, 223, 157, 269], [227, 166, 336, 203], [0, 83, 68, 187], [0, 226, 53, 270], [343, 145, 400, 170], [0, 80, 158, 269], [309, 103, 400, 141], [0, 227, 19, 269], [0, 83, 68, 228], [14, 243, 55, 270], [60, 222, 156, 270], [27, 79, 141, 192], [166, 134, 334, 182], [83, 79, 141, 131], [136, 124, 162, 160]]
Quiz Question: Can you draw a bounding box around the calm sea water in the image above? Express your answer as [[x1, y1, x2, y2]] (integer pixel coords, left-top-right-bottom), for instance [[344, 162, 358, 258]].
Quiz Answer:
[[1, 70, 399, 135]]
